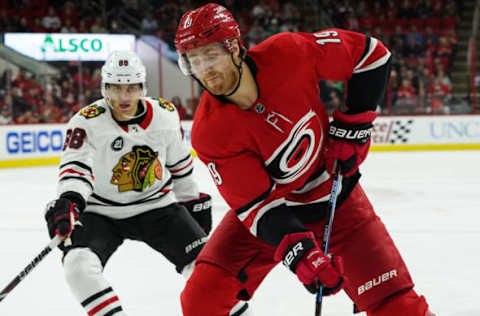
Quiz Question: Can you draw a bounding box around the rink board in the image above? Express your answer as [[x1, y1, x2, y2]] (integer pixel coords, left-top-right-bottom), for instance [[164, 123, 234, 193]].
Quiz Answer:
[[1, 115, 479, 168]]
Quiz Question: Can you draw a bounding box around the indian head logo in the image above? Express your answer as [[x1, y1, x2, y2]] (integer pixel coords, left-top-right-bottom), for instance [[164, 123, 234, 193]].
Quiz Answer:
[[111, 145, 163, 192]]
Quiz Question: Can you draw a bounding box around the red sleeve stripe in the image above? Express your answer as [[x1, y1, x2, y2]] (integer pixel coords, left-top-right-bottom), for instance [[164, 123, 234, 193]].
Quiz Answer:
[[354, 37, 391, 74], [169, 158, 193, 173], [88, 296, 119, 316], [59, 168, 95, 181]]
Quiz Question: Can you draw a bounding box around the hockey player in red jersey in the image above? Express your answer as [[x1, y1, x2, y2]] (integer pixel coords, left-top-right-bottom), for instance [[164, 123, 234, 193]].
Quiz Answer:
[[175, 3, 436, 316]]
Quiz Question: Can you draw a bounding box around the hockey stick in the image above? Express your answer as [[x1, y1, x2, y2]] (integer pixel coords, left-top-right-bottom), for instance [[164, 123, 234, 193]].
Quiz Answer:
[[0, 235, 62, 303], [315, 168, 343, 316]]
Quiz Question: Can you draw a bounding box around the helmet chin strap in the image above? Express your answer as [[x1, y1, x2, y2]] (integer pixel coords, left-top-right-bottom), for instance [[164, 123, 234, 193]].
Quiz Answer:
[[223, 53, 243, 97]]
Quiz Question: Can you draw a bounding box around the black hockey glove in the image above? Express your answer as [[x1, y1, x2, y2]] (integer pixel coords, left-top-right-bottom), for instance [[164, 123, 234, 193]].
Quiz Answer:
[[45, 191, 85, 239], [180, 193, 212, 235]]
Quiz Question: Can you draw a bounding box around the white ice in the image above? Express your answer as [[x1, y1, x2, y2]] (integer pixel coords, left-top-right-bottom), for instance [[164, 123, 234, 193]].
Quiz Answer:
[[0, 151, 479, 316]]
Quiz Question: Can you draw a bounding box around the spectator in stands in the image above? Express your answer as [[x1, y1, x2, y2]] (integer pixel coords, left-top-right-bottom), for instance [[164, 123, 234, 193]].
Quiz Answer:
[[403, 36, 423, 59], [444, 0, 458, 17], [61, 18, 77, 33], [90, 17, 108, 33], [60, 1, 79, 28], [0, 9, 11, 31], [417, 81, 428, 112], [23, 86, 43, 113], [389, 26, 406, 52], [40, 92, 63, 123], [245, 19, 266, 48], [77, 20, 89, 33], [15, 110, 38, 124], [429, 76, 452, 114], [18, 17, 33, 32], [142, 12, 158, 35], [424, 26, 439, 46], [0, 69, 13, 91], [436, 36, 453, 71], [77, 0, 97, 24], [0, 106, 12, 125], [251, 0, 269, 19], [396, 79, 417, 109], [171, 96, 190, 120], [42, 6, 62, 32], [406, 25, 424, 47], [186, 97, 199, 119], [32, 17, 46, 32], [436, 68, 452, 89]]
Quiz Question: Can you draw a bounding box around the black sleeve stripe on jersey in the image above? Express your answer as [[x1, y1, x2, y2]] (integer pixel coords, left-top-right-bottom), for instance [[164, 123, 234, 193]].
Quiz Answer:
[[171, 169, 193, 179], [59, 176, 94, 190], [235, 181, 274, 216], [81, 287, 113, 307], [90, 192, 170, 207], [256, 203, 308, 246], [346, 56, 392, 113], [359, 36, 371, 65], [91, 177, 173, 207], [59, 161, 93, 174], [166, 154, 191, 168]]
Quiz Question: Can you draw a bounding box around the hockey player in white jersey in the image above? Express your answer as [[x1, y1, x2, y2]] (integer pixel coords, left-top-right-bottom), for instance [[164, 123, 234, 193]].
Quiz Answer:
[[44, 50, 250, 316]]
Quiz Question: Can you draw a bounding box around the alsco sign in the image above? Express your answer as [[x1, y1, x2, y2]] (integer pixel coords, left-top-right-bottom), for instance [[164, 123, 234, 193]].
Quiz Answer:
[[4, 33, 135, 61], [41, 34, 103, 53]]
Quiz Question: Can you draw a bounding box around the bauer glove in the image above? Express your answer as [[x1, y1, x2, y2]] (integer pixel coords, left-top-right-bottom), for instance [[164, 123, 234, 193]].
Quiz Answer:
[[45, 191, 84, 239], [180, 192, 212, 234], [274, 231, 345, 295], [325, 109, 376, 177]]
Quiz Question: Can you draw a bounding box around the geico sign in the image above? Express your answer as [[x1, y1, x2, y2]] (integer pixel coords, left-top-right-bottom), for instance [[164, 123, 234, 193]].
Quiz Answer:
[[41, 35, 102, 53], [6, 131, 63, 154]]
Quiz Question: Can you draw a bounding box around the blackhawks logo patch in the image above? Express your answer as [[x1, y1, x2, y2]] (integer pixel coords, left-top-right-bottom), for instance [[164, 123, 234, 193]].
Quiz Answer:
[[111, 145, 163, 192], [80, 105, 106, 119], [155, 97, 175, 112]]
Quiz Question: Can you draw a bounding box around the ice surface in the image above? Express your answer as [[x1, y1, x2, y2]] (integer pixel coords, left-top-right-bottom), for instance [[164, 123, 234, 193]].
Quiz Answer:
[[0, 151, 479, 315]]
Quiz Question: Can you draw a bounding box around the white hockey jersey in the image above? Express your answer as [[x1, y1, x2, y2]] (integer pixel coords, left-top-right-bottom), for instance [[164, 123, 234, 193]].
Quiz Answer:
[[57, 97, 199, 219]]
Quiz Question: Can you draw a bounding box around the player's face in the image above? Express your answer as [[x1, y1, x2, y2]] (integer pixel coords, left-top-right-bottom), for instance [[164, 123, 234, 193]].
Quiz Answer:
[[186, 43, 239, 95], [106, 84, 142, 121]]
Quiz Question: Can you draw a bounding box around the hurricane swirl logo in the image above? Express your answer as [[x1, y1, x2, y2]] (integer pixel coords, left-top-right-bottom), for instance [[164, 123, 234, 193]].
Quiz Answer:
[[266, 111, 322, 184]]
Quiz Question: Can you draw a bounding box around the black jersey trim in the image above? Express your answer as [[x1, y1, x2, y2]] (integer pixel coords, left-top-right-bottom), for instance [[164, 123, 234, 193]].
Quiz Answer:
[[235, 181, 274, 216], [59, 161, 93, 174], [104, 306, 123, 316], [166, 154, 191, 168], [360, 36, 372, 63], [81, 287, 113, 307], [171, 169, 193, 179], [90, 178, 173, 207], [59, 176, 94, 190]]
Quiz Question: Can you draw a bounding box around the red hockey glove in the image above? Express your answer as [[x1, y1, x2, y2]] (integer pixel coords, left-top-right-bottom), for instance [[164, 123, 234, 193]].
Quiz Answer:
[[325, 109, 377, 177], [45, 198, 80, 238], [180, 193, 213, 235], [274, 232, 345, 296]]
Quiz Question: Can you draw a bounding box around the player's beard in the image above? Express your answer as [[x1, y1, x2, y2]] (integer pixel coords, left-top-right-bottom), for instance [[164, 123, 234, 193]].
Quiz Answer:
[[202, 66, 238, 96]]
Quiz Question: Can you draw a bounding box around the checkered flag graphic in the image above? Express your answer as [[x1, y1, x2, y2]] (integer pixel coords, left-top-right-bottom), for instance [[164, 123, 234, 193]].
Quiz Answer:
[[390, 120, 414, 144]]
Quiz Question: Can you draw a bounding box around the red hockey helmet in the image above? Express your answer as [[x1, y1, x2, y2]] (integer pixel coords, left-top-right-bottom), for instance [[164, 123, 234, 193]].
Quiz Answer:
[[174, 3, 241, 55]]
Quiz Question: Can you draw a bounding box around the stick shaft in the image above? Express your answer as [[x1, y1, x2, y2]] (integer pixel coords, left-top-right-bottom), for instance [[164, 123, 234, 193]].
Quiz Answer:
[[315, 173, 343, 316], [0, 235, 62, 303]]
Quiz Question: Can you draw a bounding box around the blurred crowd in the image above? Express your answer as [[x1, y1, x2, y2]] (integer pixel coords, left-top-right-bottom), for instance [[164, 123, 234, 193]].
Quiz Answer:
[[0, 0, 466, 124]]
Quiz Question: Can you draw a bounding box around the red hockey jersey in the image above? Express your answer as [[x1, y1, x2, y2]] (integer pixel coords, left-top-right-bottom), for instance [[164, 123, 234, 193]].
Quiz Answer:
[[192, 29, 390, 238]]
